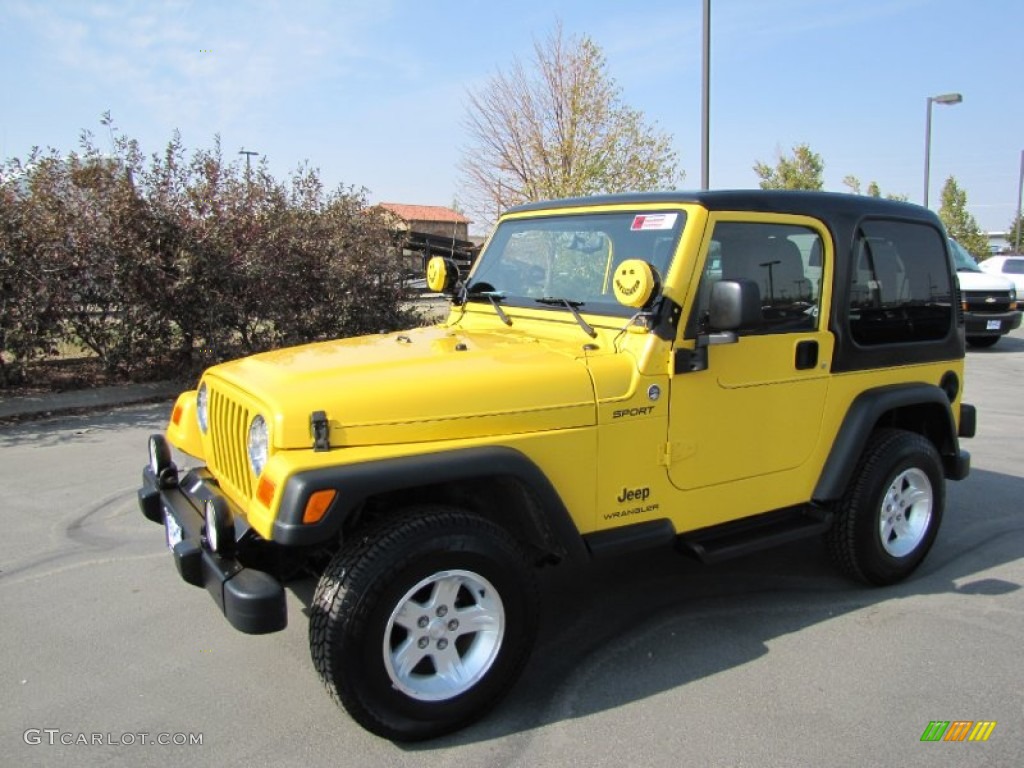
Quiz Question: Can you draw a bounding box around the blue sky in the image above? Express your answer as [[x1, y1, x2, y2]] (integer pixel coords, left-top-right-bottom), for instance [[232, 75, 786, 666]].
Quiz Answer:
[[1, 0, 1021, 234]]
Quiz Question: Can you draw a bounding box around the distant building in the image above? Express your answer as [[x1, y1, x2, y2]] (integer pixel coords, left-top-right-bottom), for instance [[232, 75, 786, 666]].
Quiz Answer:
[[986, 231, 1013, 255], [376, 202, 478, 277], [377, 203, 470, 241]]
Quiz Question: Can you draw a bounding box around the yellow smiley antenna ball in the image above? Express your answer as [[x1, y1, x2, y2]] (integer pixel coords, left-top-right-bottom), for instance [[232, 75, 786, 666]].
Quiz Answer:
[[613, 259, 656, 308]]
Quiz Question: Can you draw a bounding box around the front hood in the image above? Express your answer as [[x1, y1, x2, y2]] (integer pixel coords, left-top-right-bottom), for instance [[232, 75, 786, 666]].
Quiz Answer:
[[957, 271, 1015, 291], [205, 325, 597, 447]]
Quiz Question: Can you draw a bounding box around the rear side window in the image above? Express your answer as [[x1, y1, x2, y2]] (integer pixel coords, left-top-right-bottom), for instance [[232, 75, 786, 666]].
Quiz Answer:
[[848, 220, 953, 345], [1002, 258, 1024, 275]]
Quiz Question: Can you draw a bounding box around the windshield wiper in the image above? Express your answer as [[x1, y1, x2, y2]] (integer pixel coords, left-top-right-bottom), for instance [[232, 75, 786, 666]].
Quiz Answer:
[[466, 289, 512, 326], [535, 297, 597, 338]]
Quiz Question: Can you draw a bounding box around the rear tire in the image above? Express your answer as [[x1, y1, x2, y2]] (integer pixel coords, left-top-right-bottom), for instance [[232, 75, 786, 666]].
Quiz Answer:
[[309, 507, 538, 741], [825, 429, 944, 586]]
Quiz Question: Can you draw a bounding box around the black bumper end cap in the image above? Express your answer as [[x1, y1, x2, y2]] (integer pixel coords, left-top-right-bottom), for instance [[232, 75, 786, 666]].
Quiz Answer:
[[223, 569, 287, 635], [138, 486, 163, 524], [172, 540, 204, 587]]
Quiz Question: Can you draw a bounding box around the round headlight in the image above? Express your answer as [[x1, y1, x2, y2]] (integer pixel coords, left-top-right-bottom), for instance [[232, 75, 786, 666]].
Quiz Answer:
[[197, 382, 209, 433], [247, 415, 269, 476]]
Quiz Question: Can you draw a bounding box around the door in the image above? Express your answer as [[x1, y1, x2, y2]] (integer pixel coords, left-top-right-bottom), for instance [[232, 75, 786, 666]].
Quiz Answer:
[[668, 214, 834, 492]]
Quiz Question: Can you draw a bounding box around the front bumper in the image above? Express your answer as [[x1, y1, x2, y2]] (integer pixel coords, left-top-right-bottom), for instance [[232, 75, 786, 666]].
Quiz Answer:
[[138, 462, 286, 635], [963, 309, 1022, 336]]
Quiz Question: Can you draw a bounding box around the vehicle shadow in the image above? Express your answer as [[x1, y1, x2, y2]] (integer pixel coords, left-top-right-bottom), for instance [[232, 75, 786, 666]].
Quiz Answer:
[[968, 333, 1024, 353], [361, 466, 1023, 748]]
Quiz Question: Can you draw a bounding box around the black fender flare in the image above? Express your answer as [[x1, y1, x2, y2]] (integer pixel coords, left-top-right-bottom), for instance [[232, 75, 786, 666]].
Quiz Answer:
[[270, 445, 588, 561], [813, 383, 962, 503]]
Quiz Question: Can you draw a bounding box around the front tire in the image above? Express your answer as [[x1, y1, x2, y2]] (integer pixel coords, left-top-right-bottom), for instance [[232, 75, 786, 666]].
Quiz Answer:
[[825, 429, 944, 586], [966, 335, 1000, 348], [310, 507, 538, 741]]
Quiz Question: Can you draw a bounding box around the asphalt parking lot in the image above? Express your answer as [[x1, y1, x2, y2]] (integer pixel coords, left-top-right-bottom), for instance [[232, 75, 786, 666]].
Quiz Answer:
[[2, 327, 1022, 767]]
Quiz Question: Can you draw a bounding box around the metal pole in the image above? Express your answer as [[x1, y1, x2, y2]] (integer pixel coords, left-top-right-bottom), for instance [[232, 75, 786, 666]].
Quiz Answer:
[[700, 0, 710, 190], [239, 149, 258, 175], [1015, 149, 1023, 253], [922, 93, 962, 209], [239, 149, 258, 209], [923, 97, 934, 208]]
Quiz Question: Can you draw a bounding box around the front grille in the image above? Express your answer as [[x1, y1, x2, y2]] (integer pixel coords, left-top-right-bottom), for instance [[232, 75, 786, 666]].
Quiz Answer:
[[208, 388, 254, 502], [962, 290, 1013, 313]]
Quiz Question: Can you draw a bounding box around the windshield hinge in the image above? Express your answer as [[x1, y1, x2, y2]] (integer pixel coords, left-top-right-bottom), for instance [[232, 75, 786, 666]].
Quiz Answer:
[[659, 442, 672, 467], [311, 411, 330, 452]]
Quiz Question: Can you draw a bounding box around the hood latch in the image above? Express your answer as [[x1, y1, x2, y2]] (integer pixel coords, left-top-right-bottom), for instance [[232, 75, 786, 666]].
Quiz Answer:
[[311, 411, 330, 452]]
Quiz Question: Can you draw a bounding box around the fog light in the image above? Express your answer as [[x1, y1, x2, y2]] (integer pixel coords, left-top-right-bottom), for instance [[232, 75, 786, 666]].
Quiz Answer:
[[148, 434, 175, 481], [204, 497, 234, 555]]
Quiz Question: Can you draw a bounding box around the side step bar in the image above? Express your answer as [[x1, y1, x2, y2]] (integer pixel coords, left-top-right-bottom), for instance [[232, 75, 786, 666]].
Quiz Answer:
[[678, 507, 833, 564]]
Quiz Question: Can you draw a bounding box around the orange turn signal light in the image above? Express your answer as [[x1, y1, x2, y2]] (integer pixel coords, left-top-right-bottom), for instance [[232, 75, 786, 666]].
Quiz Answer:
[[171, 403, 183, 425], [256, 476, 276, 507], [303, 489, 337, 524]]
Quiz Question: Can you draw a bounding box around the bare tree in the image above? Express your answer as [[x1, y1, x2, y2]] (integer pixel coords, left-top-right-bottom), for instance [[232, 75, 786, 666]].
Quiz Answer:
[[460, 23, 682, 226]]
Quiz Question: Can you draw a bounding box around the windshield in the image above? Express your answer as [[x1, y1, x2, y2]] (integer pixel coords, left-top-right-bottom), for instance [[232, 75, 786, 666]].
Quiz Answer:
[[948, 238, 981, 272], [467, 210, 686, 316]]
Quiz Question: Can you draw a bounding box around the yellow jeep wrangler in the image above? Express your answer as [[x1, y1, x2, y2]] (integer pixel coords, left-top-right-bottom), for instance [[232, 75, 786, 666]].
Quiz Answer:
[[139, 190, 976, 740]]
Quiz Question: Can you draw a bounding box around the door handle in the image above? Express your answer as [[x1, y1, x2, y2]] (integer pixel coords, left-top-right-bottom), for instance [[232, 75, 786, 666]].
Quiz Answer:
[[795, 340, 818, 370]]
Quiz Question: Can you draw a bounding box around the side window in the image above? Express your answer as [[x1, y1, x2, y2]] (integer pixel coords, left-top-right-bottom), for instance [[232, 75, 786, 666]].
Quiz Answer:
[[689, 221, 823, 336], [848, 220, 953, 345]]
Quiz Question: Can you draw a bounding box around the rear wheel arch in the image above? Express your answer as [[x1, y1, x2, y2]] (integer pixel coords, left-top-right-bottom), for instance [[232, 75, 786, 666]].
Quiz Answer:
[[813, 383, 959, 503]]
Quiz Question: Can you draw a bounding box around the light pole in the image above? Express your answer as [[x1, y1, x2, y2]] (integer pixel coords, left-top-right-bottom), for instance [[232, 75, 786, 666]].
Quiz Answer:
[[700, 0, 710, 190], [923, 92, 962, 208], [239, 148, 258, 176], [239, 149, 258, 208], [1015, 149, 1023, 253]]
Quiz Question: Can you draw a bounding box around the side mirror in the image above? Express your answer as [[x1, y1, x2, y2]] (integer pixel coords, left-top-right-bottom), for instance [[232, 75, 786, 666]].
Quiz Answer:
[[675, 278, 761, 375], [612, 259, 661, 309], [426, 256, 460, 294], [708, 279, 761, 331]]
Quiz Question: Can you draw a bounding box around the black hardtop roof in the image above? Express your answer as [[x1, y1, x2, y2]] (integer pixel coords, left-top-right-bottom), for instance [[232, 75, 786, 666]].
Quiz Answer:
[[506, 189, 941, 227]]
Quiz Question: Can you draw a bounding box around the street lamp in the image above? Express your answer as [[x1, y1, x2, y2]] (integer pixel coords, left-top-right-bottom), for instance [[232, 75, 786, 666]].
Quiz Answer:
[[1015, 149, 1023, 253], [923, 92, 962, 208], [237, 148, 258, 176], [700, 0, 710, 190]]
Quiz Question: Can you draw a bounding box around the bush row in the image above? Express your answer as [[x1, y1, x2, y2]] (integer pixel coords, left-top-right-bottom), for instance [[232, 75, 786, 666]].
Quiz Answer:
[[0, 127, 419, 387]]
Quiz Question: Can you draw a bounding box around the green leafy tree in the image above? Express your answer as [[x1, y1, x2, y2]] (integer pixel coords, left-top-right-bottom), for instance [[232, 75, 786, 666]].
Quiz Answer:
[[460, 22, 682, 225], [842, 176, 908, 201], [1006, 212, 1024, 254], [753, 143, 824, 190], [938, 176, 988, 259]]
